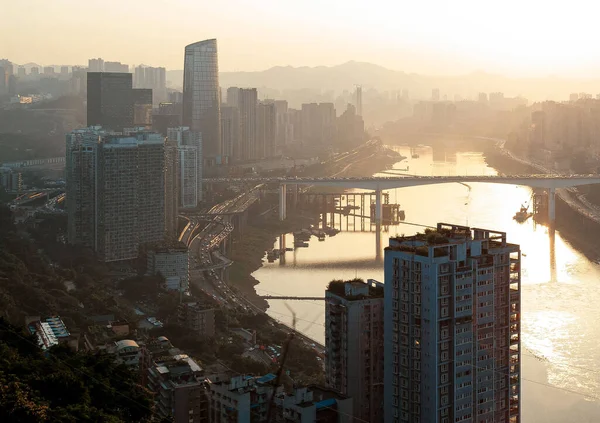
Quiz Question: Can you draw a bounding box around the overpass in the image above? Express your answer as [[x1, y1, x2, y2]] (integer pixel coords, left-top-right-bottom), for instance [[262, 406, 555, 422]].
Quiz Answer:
[[204, 174, 600, 222]]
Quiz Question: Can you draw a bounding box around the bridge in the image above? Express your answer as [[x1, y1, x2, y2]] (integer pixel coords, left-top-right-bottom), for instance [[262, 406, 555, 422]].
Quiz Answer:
[[204, 174, 600, 222], [259, 295, 326, 301]]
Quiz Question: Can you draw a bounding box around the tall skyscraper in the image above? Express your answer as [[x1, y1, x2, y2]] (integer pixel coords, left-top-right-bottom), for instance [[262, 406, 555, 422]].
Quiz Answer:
[[325, 279, 385, 423], [104, 61, 129, 73], [87, 72, 134, 131], [220, 106, 240, 159], [182, 39, 221, 159], [164, 137, 179, 239], [167, 127, 202, 203], [66, 127, 167, 262], [384, 223, 521, 423], [134, 65, 167, 104], [432, 88, 440, 101], [237, 88, 257, 161], [257, 101, 276, 158], [355, 85, 363, 117], [301, 103, 336, 146]]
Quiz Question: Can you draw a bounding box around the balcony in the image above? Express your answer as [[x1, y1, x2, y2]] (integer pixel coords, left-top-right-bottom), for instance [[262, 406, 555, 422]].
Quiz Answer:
[[510, 335, 519, 346]]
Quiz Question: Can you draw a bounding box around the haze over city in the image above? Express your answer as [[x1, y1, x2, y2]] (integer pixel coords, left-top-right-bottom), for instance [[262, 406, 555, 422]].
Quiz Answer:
[[5, 0, 600, 77], [5, 1, 600, 423]]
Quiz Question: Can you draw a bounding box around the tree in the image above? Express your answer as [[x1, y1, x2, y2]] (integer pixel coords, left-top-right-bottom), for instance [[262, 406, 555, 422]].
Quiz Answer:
[[0, 318, 153, 422]]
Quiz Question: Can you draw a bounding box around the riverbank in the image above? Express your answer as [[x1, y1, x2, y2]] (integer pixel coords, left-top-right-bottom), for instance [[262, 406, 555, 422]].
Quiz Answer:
[[484, 148, 600, 260], [227, 143, 400, 311]]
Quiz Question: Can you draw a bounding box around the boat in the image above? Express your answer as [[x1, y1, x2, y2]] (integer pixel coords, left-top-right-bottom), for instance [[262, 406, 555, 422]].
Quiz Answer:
[[513, 204, 532, 223]]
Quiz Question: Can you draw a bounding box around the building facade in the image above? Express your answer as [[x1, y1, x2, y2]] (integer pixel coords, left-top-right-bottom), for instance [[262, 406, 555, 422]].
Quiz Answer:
[[237, 88, 258, 161], [178, 302, 215, 337], [87, 72, 134, 131], [383, 223, 521, 423], [220, 106, 240, 159], [325, 279, 384, 423], [66, 127, 166, 262], [146, 243, 190, 292], [168, 126, 202, 203], [257, 101, 276, 159], [183, 39, 222, 159]]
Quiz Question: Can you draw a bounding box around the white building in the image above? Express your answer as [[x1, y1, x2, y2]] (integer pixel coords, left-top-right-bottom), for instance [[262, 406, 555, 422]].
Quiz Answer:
[[384, 223, 521, 423], [167, 126, 203, 203], [325, 279, 384, 423], [147, 243, 190, 292]]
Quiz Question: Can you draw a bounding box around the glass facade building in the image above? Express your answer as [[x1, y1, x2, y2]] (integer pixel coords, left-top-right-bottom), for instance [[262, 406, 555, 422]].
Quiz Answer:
[[182, 39, 221, 159], [87, 72, 134, 131]]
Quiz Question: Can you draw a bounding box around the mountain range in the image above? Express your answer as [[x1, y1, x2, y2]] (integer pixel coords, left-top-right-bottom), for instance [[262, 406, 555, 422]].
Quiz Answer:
[[167, 61, 600, 102]]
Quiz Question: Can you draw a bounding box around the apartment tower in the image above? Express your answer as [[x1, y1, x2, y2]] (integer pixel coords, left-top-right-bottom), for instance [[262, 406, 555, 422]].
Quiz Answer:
[[325, 279, 385, 423], [384, 223, 521, 423]]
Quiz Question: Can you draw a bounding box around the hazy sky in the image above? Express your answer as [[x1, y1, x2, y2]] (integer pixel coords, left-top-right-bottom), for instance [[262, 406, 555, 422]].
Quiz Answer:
[[4, 0, 600, 76]]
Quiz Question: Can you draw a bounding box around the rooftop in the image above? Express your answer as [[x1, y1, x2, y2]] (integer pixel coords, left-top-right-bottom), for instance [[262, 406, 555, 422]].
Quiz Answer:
[[326, 278, 384, 300]]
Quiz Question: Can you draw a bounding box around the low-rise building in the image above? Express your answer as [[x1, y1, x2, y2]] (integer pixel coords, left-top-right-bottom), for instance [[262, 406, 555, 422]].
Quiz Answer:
[[25, 315, 78, 351], [147, 350, 210, 423], [108, 339, 141, 367], [146, 242, 189, 292], [178, 302, 215, 337], [273, 385, 353, 423]]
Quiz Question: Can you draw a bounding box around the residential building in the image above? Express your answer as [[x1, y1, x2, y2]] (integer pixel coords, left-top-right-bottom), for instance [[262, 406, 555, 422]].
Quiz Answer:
[[178, 302, 215, 337], [43, 66, 55, 75], [183, 39, 222, 159], [226, 86, 240, 107], [336, 103, 365, 147], [107, 339, 141, 367], [383, 223, 521, 423], [30, 66, 39, 76], [237, 88, 258, 161], [168, 126, 202, 203], [164, 137, 179, 238], [0, 166, 22, 192], [257, 101, 276, 158], [132, 88, 153, 126], [146, 242, 189, 292], [221, 106, 240, 158], [104, 61, 129, 73], [87, 72, 134, 131], [208, 375, 353, 423], [147, 349, 210, 423], [273, 385, 353, 423], [66, 127, 166, 262], [134, 65, 167, 104], [301, 103, 336, 146], [89, 58, 104, 72], [325, 279, 384, 423], [208, 373, 282, 422]]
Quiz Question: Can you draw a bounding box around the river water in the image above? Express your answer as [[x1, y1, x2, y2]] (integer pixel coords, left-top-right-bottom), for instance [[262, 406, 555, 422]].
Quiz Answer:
[[253, 144, 600, 422]]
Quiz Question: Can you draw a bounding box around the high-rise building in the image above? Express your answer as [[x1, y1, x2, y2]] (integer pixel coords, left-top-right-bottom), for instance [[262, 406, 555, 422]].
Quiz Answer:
[[183, 39, 221, 159], [87, 72, 134, 131], [30, 66, 40, 76], [60, 66, 69, 76], [355, 85, 363, 117], [43, 66, 55, 75], [220, 106, 240, 159], [132, 88, 153, 126], [146, 242, 190, 292], [167, 127, 202, 203], [325, 279, 385, 423], [226, 86, 240, 107], [134, 65, 167, 104], [336, 103, 365, 147], [257, 101, 276, 158], [164, 137, 179, 238], [432, 88, 440, 101], [17, 66, 26, 78], [104, 61, 129, 73], [237, 88, 258, 161], [89, 58, 104, 72], [301, 103, 336, 146], [66, 127, 166, 262], [384, 223, 521, 423]]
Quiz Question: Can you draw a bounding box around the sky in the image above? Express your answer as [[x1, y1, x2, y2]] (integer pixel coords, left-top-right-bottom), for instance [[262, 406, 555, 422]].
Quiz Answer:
[[3, 0, 600, 77]]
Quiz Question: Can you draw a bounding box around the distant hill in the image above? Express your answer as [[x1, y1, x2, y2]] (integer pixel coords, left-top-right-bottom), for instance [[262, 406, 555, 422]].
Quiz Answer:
[[165, 61, 600, 101]]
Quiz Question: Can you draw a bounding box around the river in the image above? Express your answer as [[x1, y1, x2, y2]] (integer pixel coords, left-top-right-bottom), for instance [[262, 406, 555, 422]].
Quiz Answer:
[[253, 144, 600, 422]]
